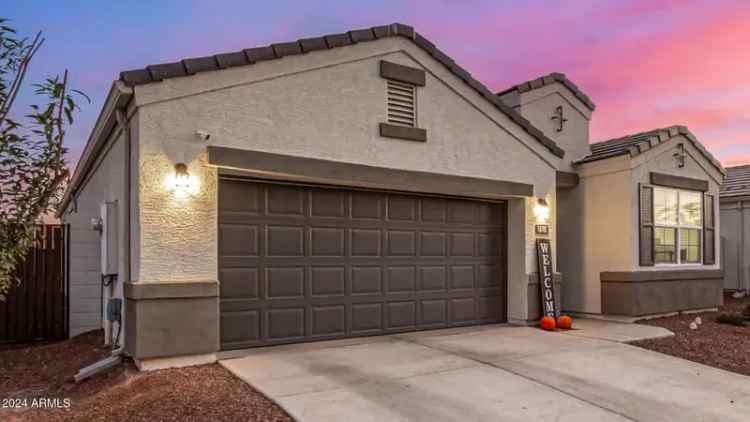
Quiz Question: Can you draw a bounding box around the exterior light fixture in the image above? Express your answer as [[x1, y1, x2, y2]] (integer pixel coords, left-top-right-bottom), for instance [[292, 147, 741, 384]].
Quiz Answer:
[[533, 198, 550, 224], [173, 163, 191, 190], [164, 162, 199, 198]]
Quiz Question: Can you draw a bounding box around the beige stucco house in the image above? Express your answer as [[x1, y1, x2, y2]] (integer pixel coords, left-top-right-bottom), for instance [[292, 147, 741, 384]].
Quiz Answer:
[[58, 23, 725, 369]]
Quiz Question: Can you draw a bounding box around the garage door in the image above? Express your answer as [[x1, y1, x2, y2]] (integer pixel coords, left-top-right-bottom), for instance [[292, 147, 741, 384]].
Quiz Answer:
[[218, 178, 507, 350]]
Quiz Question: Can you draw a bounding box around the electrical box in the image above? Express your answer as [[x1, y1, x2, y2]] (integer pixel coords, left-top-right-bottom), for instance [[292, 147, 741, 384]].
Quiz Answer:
[[100, 201, 118, 276], [106, 298, 122, 322]]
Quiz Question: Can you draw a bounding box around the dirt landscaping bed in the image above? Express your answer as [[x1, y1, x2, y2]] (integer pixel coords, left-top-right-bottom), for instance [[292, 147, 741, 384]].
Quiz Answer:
[[0, 331, 291, 422], [633, 293, 750, 377]]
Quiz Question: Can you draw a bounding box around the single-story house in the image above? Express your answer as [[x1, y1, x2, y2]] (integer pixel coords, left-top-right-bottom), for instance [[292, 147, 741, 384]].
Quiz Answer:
[[58, 23, 725, 369], [720, 165, 750, 291]]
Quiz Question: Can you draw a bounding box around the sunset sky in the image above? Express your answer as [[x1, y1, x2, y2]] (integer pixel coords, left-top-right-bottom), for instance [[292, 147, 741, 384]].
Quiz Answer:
[[7, 0, 750, 167]]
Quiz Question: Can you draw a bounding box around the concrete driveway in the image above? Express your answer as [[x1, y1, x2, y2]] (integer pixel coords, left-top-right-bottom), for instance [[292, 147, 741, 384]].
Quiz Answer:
[[220, 321, 750, 421]]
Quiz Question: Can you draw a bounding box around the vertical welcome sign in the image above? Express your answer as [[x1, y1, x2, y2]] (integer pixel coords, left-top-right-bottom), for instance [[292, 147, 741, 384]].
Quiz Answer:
[[536, 238, 557, 318]]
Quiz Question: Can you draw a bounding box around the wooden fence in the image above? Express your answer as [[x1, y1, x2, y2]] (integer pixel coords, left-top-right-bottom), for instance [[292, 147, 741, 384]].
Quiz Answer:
[[0, 225, 69, 343]]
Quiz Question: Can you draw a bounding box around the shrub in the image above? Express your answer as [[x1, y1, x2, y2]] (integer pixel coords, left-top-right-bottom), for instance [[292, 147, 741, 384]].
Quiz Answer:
[[715, 312, 746, 327]]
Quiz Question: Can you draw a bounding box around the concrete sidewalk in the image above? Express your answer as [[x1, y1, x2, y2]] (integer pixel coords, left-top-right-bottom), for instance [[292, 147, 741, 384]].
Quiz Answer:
[[221, 321, 748, 422]]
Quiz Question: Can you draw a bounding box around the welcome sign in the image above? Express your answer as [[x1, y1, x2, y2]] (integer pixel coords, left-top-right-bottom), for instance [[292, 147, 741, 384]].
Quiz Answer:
[[536, 238, 557, 318]]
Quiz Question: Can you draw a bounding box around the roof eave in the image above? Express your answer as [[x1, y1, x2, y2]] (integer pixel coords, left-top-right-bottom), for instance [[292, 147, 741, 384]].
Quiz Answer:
[[56, 81, 133, 217]]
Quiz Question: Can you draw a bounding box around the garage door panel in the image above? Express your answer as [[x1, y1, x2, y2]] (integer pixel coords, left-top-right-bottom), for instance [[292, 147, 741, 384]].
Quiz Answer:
[[267, 308, 305, 340], [386, 266, 416, 293], [221, 311, 260, 343], [451, 298, 476, 322], [310, 228, 345, 257], [351, 229, 382, 256], [267, 226, 305, 256], [419, 266, 446, 291], [311, 305, 346, 336], [267, 186, 305, 216], [220, 268, 259, 299], [219, 225, 260, 256], [351, 192, 383, 219], [449, 233, 475, 256], [387, 230, 416, 256], [420, 232, 446, 256], [387, 196, 417, 221], [310, 190, 346, 218], [310, 267, 346, 297], [420, 299, 448, 326], [450, 265, 475, 289], [351, 303, 383, 333], [219, 180, 262, 214], [351, 266, 383, 295], [387, 301, 417, 329], [219, 180, 506, 349], [265, 267, 305, 299]]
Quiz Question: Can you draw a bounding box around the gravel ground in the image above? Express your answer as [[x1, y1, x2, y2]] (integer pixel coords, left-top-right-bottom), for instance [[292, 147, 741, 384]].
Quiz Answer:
[[0, 331, 291, 422], [633, 293, 750, 377]]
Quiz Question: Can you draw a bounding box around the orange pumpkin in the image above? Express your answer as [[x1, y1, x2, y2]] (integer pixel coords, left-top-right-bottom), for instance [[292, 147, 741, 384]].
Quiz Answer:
[[557, 315, 573, 330], [540, 316, 557, 331]]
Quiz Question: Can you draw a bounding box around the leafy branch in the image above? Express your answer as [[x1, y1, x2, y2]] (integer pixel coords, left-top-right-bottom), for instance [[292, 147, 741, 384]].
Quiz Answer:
[[0, 18, 88, 300]]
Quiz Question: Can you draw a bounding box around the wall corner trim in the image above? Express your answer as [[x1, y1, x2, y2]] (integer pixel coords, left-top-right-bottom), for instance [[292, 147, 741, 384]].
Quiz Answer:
[[124, 280, 219, 300], [600, 269, 723, 283], [650, 172, 709, 192]]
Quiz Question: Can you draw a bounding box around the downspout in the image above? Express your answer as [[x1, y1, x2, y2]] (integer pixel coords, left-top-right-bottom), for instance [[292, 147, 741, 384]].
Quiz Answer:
[[114, 107, 131, 350]]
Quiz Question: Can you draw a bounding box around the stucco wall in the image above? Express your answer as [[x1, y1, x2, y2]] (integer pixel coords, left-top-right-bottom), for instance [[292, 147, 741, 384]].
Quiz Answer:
[[132, 36, 558, 322], [570, 155, 635, 313], [517, 83, 592, 171], [62, 129, 126, 337], [721, 200, 749, 290]]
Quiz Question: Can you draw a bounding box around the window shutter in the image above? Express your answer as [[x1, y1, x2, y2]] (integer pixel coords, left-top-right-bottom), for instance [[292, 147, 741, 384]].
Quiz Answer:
[[703, 194, 715, 265], [386, 79, 416, 127], [639, 184, 655, 266]]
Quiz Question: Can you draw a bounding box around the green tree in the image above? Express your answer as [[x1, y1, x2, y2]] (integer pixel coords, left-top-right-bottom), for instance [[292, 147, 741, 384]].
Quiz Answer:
[[0, 18, 88, 300]]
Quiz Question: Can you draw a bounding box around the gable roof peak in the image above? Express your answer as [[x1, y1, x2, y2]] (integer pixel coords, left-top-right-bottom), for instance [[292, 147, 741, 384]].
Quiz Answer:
[[118, 22, 566, 159], [497, 72, 596, 111], [575, 125, 725, 175]]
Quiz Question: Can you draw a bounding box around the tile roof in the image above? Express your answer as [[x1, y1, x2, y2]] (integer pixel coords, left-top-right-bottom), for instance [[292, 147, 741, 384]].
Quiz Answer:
[[574, 125, 726, 175], [118, 23, 565, 158], [497, 72, 596, 111], [721, 165, 750, 198]]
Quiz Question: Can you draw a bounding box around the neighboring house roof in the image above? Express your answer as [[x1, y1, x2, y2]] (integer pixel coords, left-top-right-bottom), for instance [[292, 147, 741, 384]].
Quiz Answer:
[[496, 72, 596, 112], [574, 125, 726, 175], [721, 165, 750, 198], [118, 23, 565, 159]]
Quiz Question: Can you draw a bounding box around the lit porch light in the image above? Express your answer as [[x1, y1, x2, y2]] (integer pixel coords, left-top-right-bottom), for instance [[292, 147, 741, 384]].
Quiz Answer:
[[164, 163, 200, 198], [533, 198, 550, 224]]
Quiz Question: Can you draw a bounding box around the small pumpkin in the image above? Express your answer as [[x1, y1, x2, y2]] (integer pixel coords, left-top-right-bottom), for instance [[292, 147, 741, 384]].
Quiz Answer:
[[557, 315, 573, 330], [540, 316, 557, 331]]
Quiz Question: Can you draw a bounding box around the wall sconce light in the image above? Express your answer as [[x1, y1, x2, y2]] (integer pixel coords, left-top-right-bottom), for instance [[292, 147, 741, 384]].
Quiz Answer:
[[533, 198, 550, 224], [164, 162, 199, 198]]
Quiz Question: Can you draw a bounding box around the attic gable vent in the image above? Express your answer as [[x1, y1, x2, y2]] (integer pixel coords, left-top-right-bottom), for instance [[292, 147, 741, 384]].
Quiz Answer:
[[386, 79, 417, 127]]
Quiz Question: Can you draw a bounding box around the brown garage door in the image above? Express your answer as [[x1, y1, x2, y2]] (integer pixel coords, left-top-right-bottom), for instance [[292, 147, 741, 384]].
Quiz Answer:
[[218, 178, 507, 350]]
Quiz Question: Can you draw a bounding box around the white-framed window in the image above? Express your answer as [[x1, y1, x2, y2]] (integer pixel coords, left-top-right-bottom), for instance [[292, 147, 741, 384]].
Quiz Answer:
[[653, 187, 702, 264]]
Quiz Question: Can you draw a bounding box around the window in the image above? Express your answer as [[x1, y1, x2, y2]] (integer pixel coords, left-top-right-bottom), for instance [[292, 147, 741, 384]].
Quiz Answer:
[[653, 187, 702, 264], [386, 79, 417, 127]]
